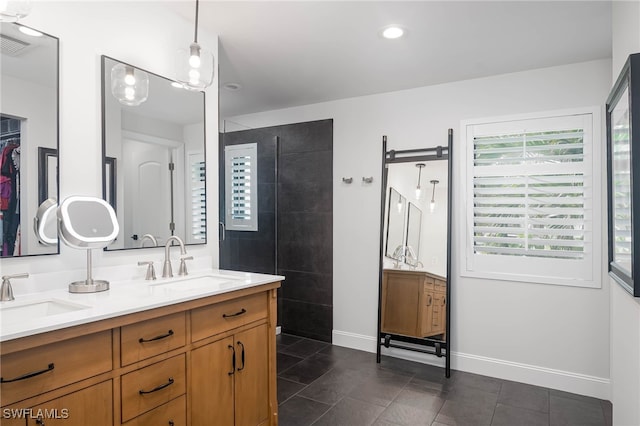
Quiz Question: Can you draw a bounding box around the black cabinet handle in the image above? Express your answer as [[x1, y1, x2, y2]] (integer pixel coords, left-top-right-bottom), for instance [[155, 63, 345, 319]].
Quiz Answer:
[[222, 308, 246, 319], [228, 344, 236, 376], [139, 377, 174, 395], [1, 363, 54, 383], [237, 341, 245, 371], [169, 421, 174, 426], [139, 329, 174, 343]]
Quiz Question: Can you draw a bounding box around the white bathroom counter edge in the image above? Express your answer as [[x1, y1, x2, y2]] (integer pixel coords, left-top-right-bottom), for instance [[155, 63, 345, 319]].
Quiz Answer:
[[0, 269, 284, 342]]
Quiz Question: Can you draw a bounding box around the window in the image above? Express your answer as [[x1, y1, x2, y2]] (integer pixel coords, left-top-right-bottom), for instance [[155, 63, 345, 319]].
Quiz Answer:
[[461, 109, 601, 287], [225, 143, 258, 231], [188, 152, 206, 243]]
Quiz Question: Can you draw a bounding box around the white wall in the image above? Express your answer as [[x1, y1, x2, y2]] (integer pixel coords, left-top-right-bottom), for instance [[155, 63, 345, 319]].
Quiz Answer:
[[0, 2, 219, 286], [610, 2, 640, 424], [226, 58, 612, 398], [1, 74, 57, 256]]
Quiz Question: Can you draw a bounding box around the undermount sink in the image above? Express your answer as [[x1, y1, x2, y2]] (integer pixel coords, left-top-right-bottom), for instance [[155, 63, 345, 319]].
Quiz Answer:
[[0, 299, 91, 325], [148, 274, 242, 292]]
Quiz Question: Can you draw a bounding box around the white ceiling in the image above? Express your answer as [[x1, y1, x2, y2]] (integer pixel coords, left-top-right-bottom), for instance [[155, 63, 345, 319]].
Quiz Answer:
[[167, 1, 611, 119]]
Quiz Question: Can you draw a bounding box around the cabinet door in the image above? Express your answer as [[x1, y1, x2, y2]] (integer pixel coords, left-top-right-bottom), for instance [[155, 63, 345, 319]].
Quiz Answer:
[[234, 324, 269, 426], [432, 292, 446, 335], [27, 381, 112, 426], [191, 337, 234, 426], [421, 290, 434, 336]]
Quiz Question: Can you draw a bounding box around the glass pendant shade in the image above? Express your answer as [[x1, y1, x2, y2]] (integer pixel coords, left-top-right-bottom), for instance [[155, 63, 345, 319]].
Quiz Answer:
[[111, 64, 149, 106], [0, 0, 31, 22], [176, 42, 214, 91]]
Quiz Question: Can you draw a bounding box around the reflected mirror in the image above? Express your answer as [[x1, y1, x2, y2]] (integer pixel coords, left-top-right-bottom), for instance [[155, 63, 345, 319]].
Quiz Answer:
[[378, 136, 452, 377], [101, 56, 206, 250], [0, 22, 59, 257], [385, 187, 406, 259]]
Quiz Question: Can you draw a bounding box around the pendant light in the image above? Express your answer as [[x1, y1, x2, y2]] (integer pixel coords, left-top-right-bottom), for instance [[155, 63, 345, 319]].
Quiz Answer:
[[0, 0, 31, 22], [415, 163, 425, 200], [111, 64, 149, 106], [176, 0, 214, 91], [430, 180, 439, 212]]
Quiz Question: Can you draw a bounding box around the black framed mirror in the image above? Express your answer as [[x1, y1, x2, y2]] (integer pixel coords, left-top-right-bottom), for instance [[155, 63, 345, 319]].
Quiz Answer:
[[101, 56, 207, 250], [377, 130, 453, 377], [1, 22, 59, 257]]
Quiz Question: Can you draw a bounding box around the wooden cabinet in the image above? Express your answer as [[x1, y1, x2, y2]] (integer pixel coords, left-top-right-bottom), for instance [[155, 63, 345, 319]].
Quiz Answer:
[[27, 381, 113, 426], [382, 269, 446, 339], [0, 282, 280, 426]]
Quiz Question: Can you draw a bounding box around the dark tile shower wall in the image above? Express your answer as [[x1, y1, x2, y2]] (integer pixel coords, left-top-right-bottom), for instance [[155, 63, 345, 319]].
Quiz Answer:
[[219, 119, 333, 343], [277, 120, 333, 343], [219, 130, 277, 275]]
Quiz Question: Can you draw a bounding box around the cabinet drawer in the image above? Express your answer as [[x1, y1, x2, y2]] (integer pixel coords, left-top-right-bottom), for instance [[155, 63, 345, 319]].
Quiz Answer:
[[120, 354, 186, 422], [191, 292, 268, 342], [435, 279, 447, 291], [423, 277, 435, 291], [121, 312, 186, 366], [122, 395, 186, 426], [1, 331, 112, 406]]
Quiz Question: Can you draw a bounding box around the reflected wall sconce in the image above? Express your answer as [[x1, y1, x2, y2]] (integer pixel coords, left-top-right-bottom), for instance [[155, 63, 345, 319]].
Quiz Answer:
[[342, 177, 353, 184], [430, 179, 439, 212], [0, 0, 31, 22], [111, 64, 149, 106], [362, 177, 374, 184], [176, 0, 214, 91], [415, 163, 425, 199]]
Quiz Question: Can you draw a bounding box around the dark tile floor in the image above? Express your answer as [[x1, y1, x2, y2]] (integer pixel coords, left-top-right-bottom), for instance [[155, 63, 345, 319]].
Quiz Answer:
[[276, 334, 613, 426]]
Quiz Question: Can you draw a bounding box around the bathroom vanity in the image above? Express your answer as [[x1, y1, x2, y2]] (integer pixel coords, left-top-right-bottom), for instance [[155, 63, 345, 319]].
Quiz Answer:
[[381, 269, 447, 339], [0, 271, 281, 426]]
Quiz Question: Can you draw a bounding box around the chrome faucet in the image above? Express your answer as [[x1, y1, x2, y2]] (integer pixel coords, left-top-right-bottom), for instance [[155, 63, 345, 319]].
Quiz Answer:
[[140, 234, 158, 247], [162, 236, 186, 278], [1, 273, 29, 301]]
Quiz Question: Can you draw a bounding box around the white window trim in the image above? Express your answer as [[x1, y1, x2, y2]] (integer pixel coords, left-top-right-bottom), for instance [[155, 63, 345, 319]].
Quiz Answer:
[[459, 107, 602, 288]]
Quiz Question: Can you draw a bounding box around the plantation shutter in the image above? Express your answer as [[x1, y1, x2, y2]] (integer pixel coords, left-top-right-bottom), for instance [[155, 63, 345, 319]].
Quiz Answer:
[[462, 111, 600, 287], [189, 153, 206, 242], [225, 143, 258, 231]]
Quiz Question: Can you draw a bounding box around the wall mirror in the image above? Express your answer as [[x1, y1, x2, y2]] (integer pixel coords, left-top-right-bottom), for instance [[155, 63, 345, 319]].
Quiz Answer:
[[385, 187, 407, 259], [101, 56, 206, 250], [377, 131, 452, 377], [0, 22, 59, 257]]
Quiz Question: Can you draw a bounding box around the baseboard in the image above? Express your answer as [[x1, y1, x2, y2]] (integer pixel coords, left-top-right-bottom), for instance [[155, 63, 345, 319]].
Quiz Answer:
[[452, 351, 610, 400], [332, 329, 610, 400]]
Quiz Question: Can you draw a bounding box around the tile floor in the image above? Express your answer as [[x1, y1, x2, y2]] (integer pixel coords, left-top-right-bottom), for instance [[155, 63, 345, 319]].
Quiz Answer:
[[276, 334, 613, 426]]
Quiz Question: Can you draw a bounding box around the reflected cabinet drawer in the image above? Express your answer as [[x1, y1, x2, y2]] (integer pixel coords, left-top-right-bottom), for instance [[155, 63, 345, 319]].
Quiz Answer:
[[0, 331, 112, 406], [121, 312, 186, 366], [120, 354, 186, 422], [191, 292, 268, 342], [122, 395, 186, 426]]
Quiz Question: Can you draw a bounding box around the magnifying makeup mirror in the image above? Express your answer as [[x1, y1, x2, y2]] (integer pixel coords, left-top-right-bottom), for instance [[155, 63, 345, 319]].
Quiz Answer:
[[33, 198, 58, 246], [57, 196, 119, 293]]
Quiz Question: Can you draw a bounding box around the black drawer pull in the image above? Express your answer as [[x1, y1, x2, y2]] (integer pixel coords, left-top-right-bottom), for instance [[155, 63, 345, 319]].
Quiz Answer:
[[1, 363, 55, 383], [222, 308, 246, 318], [139, 329, 174, 343], [139, 377, 174, 395]]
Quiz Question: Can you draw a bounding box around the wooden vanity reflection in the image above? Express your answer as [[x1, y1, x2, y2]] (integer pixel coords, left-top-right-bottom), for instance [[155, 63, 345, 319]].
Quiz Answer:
[[381, 269, 446, 339]]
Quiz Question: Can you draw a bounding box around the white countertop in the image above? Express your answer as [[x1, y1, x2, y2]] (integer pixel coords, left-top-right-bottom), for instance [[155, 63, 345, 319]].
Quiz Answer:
[[0, 269, 284, 342]]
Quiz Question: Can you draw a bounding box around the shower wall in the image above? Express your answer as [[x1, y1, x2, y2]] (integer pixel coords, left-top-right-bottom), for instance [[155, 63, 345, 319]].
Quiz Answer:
[[220, 119, 333, 342]]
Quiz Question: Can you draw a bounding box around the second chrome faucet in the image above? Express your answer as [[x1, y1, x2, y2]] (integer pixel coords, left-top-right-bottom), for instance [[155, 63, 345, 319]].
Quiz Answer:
[[162, 236, 192, 278]]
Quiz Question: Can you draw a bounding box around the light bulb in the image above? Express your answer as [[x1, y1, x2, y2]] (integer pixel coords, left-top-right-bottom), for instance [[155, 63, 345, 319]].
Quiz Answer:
[[189, 68, 200, 85], [415, 187, 421, 200], [124, 73, 136, 86], [430, 200, 436, 213], [124, 87, 135, 100], [383, 26, 404, 39], [189, 54, 201, 68], [397, 200, 403, 213]]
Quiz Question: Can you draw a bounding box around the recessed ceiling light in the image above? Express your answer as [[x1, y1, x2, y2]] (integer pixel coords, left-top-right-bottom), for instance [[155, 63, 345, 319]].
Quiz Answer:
[[223, 82, 242, 91], [382, 26, 404, 39], [18, 26, 42, 37], [171, 81, 184, 89]]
